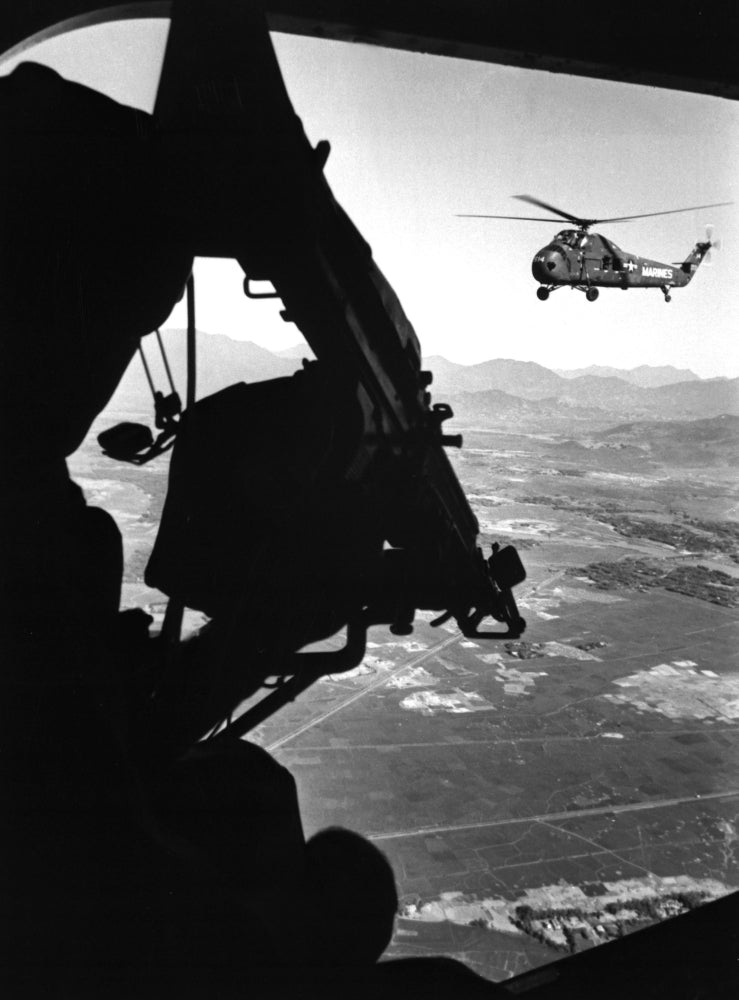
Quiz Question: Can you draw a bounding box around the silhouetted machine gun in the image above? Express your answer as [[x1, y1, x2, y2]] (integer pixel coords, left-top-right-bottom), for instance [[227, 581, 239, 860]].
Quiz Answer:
[[139, 0, 526, 743]]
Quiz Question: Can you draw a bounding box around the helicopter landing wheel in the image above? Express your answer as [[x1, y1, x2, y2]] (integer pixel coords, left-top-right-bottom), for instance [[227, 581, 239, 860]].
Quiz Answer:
[[664, 294, 671, 303], [585, 288, 599, 302], [536, 287, 550, 301]]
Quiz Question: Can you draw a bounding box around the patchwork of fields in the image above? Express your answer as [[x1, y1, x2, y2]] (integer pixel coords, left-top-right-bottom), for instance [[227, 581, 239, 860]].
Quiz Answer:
[[69, 410, 739, 982]]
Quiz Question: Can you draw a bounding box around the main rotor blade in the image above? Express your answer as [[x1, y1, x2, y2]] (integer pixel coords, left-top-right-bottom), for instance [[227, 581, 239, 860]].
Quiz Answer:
[[594, 201, 734, 224], [458, 200, 734, 227], [513, 194, 587, 225], [456, 214, 572, 222]]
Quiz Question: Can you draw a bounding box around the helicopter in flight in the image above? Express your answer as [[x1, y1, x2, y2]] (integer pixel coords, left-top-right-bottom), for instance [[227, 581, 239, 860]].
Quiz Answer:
[[459, 194, 732, 302]]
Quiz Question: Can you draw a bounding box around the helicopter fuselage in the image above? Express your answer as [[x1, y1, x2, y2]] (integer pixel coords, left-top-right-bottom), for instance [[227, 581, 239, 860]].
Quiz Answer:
[[532, 229, 710, 302], [458, 193, 729, 303]]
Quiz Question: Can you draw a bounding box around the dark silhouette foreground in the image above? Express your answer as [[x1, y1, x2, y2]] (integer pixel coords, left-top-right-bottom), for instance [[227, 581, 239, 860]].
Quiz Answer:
[[0, 63, 501, 998]]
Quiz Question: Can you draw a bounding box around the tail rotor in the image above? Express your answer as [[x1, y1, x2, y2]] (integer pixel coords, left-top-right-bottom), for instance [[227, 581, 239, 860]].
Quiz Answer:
[[703, 224, 721, 265]]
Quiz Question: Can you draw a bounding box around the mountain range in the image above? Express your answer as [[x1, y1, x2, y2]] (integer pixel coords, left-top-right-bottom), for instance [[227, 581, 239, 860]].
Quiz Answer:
[[107, 330, 738, 431], [594, 413, 739, 466], [418, 356, 737, 427], [107, 331, 310, 412], [554, 364, 701, 387]]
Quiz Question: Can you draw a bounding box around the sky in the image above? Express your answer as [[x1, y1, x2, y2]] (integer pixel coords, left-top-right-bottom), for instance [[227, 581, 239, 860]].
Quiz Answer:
[[1, 18, 737, 377]]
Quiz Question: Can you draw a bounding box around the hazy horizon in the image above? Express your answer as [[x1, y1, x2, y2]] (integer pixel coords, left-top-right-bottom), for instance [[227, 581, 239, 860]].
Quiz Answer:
[[158, 324, 733, 381]]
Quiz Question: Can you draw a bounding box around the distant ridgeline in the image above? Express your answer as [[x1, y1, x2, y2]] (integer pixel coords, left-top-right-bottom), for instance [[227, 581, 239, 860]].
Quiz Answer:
[[422, 357, 738, 429], [106, 332, 738, 436], [107, 330, 312, 414]]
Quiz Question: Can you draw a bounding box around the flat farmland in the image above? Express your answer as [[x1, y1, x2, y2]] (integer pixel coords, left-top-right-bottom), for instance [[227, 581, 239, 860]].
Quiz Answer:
[[255, 429, 739, 979], [70, 410, 739, 982]]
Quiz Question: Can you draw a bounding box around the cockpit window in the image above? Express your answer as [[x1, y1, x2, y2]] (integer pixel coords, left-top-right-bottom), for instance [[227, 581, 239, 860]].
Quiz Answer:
[[556, 229, 577, 247]]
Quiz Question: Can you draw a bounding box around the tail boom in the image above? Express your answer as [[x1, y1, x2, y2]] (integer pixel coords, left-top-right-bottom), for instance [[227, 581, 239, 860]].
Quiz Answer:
[[677, 240, 712, 284]]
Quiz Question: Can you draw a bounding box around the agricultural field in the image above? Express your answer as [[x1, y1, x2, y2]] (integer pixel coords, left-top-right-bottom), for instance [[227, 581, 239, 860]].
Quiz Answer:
[[69, 406, 739, 983]]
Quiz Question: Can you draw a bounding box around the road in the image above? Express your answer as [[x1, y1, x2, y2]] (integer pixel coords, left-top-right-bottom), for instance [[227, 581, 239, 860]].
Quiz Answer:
[[368, 788, 739, 842], [275, 725, 739, 753], [266, 569, 565, 753]]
